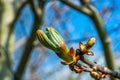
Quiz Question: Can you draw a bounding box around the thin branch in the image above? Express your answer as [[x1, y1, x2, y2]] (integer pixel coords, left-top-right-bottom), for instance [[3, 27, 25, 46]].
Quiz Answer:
[[60, 0, 92, 16], [15, 37, 28, 50], [75, 63, 93, 72], [88, 4, 115, 74], [0, 46, 13, 74], [14, 0, 45, 80], [80, 56, 120, 78], [60, 0, 116, 79]]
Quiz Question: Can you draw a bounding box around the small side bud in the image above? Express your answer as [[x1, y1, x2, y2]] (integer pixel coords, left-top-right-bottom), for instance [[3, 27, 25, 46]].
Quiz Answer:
[[90, 71, 102, 80], [74, 67, 83, 73], [79, 37, 95, 56], [85, 37, 96, 49]]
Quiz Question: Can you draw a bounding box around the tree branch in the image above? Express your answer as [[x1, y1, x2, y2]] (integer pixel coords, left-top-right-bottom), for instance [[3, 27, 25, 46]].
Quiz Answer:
[[60, 0, 115, 79], [79, 56, 120, 79], [60, 0, 92, 16], [5, 0, 28, 48], [4, 0, 28, 72], [88, 4, 115, 70], [14, 0, 45, 80]]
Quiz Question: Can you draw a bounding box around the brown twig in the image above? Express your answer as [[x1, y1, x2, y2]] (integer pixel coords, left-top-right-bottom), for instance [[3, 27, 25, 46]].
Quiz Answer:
[[75, 63, 92, 72], [79, 55, 120, 79], [67, 48, 120, 79], [60, 0, 116, 79]]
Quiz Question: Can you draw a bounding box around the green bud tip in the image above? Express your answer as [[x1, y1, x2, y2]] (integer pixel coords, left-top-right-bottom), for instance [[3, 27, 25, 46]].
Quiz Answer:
[[36, 27, 76, 64]]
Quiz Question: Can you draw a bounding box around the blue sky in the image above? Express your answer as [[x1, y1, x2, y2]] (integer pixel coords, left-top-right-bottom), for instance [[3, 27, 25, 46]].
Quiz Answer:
[[14, 0, 120, 80]]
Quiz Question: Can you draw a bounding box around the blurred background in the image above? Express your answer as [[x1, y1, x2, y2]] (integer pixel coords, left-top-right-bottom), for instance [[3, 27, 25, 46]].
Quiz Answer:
[[0, 0, 120, 80]]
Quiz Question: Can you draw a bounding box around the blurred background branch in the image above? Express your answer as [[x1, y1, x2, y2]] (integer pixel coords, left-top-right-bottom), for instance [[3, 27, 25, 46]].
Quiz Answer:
[[0, 0, 120, 80], [60, 0, 115, 79], [14, 0, 45, 80]]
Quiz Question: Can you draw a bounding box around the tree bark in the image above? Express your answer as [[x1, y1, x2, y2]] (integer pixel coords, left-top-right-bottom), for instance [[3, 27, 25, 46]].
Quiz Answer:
[[0, 0, 15, 80], [14, 0, 45, 80]]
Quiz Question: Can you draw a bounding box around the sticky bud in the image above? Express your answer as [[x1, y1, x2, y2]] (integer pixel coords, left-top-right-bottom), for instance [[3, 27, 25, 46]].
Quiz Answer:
[[36, 27, 76, 64]]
